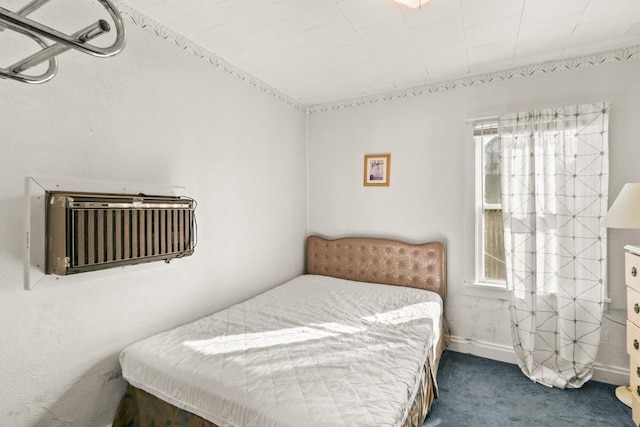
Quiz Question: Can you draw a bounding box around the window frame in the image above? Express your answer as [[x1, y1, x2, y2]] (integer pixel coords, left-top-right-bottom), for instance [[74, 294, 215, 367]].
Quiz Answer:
[[468, 119, 613, 304], [473, 121, 507, 289]]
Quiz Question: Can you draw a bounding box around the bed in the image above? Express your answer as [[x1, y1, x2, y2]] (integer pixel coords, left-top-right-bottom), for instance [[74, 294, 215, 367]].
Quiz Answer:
[[113, 235, 448, 427]]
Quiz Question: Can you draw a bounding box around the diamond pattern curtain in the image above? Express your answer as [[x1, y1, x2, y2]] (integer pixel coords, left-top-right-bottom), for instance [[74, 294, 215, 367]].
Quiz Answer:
[[498, 103, 609, 388]]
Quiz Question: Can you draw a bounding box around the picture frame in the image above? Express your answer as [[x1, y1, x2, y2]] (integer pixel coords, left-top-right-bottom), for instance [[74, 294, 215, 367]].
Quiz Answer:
[[364, 154, 390, 187]]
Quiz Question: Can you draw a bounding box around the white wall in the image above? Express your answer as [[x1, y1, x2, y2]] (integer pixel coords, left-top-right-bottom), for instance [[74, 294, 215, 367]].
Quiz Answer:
[[0, 25, 307, 426], [308, 60, 640, 379]]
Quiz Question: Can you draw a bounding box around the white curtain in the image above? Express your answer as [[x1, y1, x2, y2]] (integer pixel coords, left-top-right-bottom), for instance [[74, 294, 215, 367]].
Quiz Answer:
[[498, 103, 609, 388]]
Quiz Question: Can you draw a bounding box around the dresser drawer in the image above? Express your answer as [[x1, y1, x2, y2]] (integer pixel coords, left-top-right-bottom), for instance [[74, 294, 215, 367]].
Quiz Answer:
[[627, 252, 640, 292], [628, 321, 640, 363], [629, 287, 640, 328], [633, 359, 640, 401]]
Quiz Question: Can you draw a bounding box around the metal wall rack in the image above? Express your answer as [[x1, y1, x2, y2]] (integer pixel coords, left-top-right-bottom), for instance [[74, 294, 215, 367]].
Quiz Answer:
[[0, 0, 126, 84]]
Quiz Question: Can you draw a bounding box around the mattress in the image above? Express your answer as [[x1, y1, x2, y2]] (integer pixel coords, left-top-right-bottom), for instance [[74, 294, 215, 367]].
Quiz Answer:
[[119, 274, 443, 427]]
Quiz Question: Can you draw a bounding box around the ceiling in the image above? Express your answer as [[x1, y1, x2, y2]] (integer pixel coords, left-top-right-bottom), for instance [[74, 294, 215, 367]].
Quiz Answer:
[[126, 0, 640, 106]]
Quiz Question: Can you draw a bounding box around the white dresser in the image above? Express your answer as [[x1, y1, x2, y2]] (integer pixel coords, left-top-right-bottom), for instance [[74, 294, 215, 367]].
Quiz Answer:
[[625, 245, 640, 425]]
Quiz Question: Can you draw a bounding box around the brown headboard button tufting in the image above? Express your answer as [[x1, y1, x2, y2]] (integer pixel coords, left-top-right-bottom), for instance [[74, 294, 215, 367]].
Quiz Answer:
[[306, 235, 446, 299]]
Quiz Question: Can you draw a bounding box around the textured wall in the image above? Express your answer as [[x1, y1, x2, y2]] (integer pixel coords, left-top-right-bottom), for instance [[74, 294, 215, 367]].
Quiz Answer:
[[308, 60, 640, 380], [0, 25, 307, 426]]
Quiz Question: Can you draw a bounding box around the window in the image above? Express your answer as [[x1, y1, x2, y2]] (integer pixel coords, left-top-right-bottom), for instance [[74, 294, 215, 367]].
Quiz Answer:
[[474, 122, 506, 285]]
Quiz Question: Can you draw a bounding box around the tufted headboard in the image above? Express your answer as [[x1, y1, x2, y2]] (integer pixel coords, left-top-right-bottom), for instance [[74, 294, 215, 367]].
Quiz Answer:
[[306, 235, 446, 299]]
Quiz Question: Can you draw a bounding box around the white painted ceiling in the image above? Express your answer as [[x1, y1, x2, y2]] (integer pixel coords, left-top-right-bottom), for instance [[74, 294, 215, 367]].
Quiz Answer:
[[126, 0, 640, 105]]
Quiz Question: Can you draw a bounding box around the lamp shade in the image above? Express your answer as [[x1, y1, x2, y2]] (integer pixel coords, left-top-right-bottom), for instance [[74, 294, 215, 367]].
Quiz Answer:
[[604, 183, 640, 229]]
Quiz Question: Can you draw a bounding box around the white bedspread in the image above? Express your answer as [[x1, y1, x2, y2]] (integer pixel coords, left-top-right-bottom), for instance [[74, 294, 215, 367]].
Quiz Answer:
[[120, 274, 443, 427]]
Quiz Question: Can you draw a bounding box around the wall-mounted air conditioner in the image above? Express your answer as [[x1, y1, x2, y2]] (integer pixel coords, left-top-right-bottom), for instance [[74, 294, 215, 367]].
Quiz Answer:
[[46, 192, 196, 275]]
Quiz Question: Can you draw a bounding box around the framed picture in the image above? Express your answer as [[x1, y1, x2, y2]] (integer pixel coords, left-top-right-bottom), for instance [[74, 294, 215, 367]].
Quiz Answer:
[[364, 154, 390, 186]]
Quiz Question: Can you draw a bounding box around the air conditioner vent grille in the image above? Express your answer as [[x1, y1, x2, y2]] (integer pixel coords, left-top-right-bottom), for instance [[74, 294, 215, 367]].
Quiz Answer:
[[46, 193, 196, 275]]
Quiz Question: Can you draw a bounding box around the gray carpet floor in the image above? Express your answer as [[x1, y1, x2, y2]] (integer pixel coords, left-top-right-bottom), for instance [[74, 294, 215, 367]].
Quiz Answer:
[[424, 351, 634, 427]]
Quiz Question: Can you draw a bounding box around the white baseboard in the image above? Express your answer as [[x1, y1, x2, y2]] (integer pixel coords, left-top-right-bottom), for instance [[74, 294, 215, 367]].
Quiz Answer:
[[592, 362, 630, 385], [448, 335, 629, 386]]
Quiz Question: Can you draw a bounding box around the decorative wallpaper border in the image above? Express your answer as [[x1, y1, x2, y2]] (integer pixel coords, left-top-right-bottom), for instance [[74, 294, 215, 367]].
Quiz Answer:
[[307, 44, 640, 114], [114, 1, 307, 113], [116, 1, 640, 115]]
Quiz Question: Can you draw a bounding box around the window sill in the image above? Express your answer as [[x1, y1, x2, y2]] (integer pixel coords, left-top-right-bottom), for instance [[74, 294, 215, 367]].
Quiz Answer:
[[463, 281, 508, 300], [462, 281, 613, 304]]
